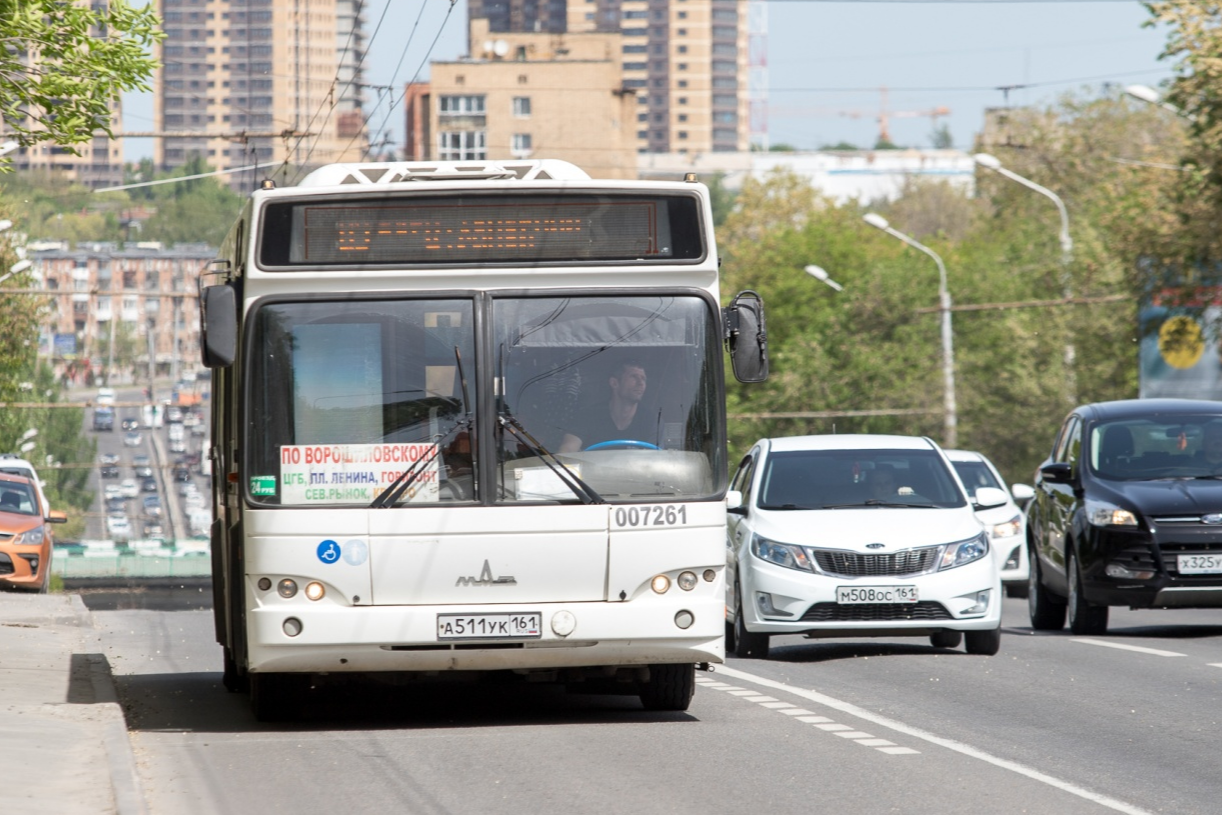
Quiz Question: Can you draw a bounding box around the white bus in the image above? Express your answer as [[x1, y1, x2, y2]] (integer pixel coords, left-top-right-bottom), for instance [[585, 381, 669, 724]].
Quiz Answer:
[[200, 160, 768, 720]]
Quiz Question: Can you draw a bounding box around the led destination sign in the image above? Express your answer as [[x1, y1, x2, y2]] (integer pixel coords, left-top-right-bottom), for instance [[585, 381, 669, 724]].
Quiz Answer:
[[259, 193, 704, 267]]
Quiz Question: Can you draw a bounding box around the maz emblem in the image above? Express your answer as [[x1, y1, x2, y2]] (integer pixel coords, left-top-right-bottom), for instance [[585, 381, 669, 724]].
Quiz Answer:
[[456, 559, 517, 587], [865, 543, 886, 550], [1202, 514, 1222, 525]]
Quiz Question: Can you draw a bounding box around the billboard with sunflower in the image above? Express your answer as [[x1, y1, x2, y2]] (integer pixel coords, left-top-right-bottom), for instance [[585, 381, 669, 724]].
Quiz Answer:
[[1139, 284, 1222, 399]]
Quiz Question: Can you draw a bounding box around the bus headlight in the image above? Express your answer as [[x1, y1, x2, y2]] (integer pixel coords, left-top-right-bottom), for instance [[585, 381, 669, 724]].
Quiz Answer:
[[305, 582, 325, 601], [677, 571, 698, 591], [674, 610, 695, 629], [277, 578, 298, 598], [283, 617, 303, 637], [651, 574, 671, 594]]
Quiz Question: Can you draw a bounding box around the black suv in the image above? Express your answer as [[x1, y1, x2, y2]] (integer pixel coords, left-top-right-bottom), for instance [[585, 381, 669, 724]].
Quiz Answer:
[[1028, 399, 1222, 634]]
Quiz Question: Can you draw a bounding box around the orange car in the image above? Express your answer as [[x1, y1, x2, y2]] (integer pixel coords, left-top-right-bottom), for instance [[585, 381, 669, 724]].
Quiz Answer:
[[0, 473, 66, 592]]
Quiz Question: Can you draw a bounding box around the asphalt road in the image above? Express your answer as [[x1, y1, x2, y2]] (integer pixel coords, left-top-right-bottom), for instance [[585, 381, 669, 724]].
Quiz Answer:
[[90, 594, 1222, 815], [87, 385, 209, 543]]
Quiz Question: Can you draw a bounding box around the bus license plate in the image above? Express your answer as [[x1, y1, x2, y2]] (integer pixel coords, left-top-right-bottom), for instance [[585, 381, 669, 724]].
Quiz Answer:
[[1178, 554, 1222, 574], [836, 586, 919, 604], [437, 612, 542, 640]]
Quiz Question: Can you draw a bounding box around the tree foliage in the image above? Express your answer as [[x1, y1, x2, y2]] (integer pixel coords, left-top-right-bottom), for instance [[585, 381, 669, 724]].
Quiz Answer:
[[719, 89, 1172, 486], [0, 0, 161, 153]]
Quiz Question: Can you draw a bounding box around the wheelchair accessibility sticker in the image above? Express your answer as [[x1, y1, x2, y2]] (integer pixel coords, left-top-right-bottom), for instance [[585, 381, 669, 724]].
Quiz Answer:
[[316, 539, 341, 564]]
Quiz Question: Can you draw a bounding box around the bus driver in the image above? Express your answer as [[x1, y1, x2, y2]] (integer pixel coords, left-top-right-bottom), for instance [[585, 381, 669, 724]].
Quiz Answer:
[[559, 360, 651, 452]]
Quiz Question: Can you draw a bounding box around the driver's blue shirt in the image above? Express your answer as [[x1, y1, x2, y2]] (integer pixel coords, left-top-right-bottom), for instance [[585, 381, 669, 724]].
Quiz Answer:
[[568, 404, 656, 449]]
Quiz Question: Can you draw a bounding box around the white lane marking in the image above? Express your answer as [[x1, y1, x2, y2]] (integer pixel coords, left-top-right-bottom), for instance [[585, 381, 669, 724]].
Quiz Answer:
[[816, 723, 854, 732], [879, 747, 921, 755], [726, 689, 759, 696], [759, 701, 794, 709], [1071, 638, 1186, 658], [795, 715, 834, 724], [1208, 663, 1222, 669], [778, 708, 816, 716], [742, 695, 778, 702], [834, 731, 874, 739], [716, 664, 1153, 815], [856, 739, 897, 747]]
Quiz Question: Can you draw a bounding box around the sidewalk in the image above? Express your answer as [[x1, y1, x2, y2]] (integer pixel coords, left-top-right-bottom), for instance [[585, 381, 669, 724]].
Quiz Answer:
[[0, 591, 144, 815]]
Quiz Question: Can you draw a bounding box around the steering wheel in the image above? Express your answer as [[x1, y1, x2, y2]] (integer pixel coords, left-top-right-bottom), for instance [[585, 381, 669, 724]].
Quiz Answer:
[[584, 439, 661, 451]]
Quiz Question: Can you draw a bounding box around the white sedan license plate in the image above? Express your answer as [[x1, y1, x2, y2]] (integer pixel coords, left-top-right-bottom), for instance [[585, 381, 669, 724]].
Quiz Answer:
[[1177, 554, 1222, 575], [836, 585, 919, 604], [437, 612, 542, 641]]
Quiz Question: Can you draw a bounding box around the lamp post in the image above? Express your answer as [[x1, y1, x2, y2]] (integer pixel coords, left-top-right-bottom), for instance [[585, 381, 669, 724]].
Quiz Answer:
[[803, 264, 843, 292], [863, 213, 956, 448], [1124, 84, 1185, 117], [973, 153, 1071, 266], [973, 152, 1076, 401]]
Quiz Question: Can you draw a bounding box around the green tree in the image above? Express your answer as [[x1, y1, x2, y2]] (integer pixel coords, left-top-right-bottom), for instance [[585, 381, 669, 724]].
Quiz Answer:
[[0, 0, 160, 155], [930, 123, 954, 149]]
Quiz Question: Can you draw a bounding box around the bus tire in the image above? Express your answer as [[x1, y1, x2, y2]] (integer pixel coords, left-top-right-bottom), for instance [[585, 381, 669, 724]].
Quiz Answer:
[[638, 663, 695, 711], [222, 648, 247, 693], [249, 672, 308, 722]]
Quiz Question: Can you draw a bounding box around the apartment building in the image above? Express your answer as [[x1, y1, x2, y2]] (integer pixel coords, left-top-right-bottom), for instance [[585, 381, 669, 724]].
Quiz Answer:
[[155, 0, 367, 179], [473, 0, 750, 156], [33, 242, 213, 379], [412, 19, 638, 179]]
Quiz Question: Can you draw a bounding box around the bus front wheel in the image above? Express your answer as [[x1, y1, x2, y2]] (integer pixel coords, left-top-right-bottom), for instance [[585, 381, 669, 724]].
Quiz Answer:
[[638, 663, 695, 711]]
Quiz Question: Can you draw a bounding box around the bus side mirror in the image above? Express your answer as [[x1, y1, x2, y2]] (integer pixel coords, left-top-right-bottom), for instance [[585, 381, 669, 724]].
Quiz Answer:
[[201, 284, 237, 368], [723, 290, 769, 383]]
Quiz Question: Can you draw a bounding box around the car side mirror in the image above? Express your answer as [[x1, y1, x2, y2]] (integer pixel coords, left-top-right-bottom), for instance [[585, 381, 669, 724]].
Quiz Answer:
[[1010, 483, 1034, 502], [726, 489, 747, 515], [972, 486, 1009, 510], [46, 510, 67, 524], [1039, 462, 1073, 484]]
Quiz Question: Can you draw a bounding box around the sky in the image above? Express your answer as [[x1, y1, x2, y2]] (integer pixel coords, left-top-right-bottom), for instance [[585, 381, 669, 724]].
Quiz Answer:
[[121, 0, 1176, 162]]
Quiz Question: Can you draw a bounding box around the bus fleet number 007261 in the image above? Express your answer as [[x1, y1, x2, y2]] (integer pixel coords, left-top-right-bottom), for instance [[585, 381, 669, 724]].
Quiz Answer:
[[613, 505, 688, 529]]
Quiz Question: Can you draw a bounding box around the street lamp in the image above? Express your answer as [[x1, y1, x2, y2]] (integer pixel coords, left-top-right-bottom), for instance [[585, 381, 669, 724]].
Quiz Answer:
[[1124, 84, 1185, 117], [973, 152, 1077, 401], [973, 153, 1072, 265], [804, 264, 843, 292], [863, 212, 957, 448]]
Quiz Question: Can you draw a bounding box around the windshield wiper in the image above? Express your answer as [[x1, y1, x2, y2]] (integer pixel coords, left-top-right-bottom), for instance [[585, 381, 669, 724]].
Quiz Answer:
[[498, 411, 605, 504], [758, 503, 816, 510], [370, 347, 472, 509]]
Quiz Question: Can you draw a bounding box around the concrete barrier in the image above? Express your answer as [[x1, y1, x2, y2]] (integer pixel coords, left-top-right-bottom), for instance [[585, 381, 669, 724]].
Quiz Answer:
[[53, 539, 211, 578]]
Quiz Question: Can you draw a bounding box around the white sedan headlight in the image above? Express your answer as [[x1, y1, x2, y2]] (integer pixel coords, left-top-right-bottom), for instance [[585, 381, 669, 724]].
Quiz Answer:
[[938, 533, 989, 570], [1086, 498, 1138, 527], [750, 534, 814, 572], [989, 514, 1022, 540]]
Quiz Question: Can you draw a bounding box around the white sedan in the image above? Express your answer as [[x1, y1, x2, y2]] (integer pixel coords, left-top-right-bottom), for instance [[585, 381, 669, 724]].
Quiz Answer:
[[944, 449, 1034, 597], [106, 515, 132, 541], [726, 434, 1005, 659]]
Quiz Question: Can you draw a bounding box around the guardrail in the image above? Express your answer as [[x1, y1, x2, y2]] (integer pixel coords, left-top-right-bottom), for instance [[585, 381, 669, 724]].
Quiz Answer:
[[53, 538, 211, 578]]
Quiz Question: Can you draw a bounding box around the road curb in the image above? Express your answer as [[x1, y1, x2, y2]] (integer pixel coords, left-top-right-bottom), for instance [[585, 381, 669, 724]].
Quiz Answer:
[[76, 600, 149, 815]]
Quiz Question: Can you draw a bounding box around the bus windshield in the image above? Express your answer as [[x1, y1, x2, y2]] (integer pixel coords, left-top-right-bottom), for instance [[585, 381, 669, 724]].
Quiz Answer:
[[244, 292, 724, 506]]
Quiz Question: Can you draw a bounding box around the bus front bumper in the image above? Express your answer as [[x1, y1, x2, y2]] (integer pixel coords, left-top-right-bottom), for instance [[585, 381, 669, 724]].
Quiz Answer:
[[244, 595, 725, 673]]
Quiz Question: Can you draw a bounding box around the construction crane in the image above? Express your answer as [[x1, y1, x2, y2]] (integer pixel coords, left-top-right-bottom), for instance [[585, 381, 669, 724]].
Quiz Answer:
[[769, 87, 950, 146]]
